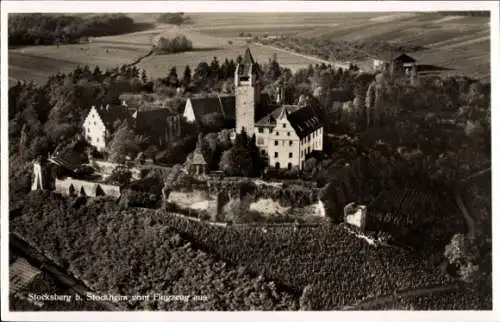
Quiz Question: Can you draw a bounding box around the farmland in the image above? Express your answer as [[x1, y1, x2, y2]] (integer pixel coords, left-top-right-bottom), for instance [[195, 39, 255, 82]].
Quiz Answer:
[[8, 12, 490, 86]]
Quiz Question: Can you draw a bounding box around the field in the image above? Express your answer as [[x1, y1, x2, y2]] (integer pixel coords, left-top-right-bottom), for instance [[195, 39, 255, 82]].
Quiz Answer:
[[8, 12, 490, 86]]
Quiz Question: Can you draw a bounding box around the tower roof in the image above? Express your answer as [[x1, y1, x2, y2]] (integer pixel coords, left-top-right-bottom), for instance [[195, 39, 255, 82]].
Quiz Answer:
[[242, 47, 255, 65], [238, 47, 257, 76]]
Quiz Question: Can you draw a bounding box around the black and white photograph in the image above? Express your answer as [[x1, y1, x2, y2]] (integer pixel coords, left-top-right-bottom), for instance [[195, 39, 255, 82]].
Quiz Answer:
[[1, 1, 498, 321]]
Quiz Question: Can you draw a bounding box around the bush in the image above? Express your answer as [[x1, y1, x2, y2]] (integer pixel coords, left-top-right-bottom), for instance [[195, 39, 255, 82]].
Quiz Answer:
[[156, 13, 191, 25], [153, 35, 193, 54]]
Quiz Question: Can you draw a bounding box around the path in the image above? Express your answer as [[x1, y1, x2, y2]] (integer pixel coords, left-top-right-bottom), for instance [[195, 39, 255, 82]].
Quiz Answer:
[[454, 166, 491, 238], [123, 49, 154, 68], [342, 283, 460, 310]]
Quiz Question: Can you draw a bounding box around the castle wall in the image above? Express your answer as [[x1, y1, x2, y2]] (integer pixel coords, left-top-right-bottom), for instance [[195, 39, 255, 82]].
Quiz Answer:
[[54, 178, 121, 199]]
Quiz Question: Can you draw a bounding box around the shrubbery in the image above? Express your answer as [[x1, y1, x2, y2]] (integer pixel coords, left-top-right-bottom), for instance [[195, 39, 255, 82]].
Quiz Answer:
[[156, 13, 191, 25], [153, 35, 193, 54]]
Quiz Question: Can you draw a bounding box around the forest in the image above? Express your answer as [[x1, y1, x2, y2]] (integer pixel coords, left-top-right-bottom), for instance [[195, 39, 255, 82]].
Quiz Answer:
[[8, 13, 144, 47]]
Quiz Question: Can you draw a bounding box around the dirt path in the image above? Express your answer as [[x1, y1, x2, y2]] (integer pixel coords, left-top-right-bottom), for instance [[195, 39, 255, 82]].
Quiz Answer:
[[342, 283, 461, 310], [455, 166, 491, 238]]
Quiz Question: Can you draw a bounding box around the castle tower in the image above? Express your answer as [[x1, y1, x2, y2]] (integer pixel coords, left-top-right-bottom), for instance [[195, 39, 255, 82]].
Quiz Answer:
[[235, 47, 260, 136]]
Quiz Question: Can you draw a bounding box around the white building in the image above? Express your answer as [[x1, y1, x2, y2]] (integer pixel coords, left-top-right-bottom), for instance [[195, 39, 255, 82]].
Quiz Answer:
[[82, 102, 182, 152], [82, 104, 129, 152], [255, 104, 323, 170]]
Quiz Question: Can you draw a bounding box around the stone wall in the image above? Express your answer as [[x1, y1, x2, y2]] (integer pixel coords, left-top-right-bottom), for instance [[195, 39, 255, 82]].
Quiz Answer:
[[54, 178, 121, 199]]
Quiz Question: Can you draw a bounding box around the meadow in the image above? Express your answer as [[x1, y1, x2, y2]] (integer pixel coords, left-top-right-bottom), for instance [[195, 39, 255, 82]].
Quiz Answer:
[[8, 12, 490, 85]]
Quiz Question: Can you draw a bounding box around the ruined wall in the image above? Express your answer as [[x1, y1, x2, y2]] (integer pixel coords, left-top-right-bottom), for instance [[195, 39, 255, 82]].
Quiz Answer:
[[54, 178, 121, 199]]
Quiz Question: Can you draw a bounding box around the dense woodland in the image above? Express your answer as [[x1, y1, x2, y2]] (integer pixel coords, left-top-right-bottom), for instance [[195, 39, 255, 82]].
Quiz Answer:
[[8, 13, 144, 47]]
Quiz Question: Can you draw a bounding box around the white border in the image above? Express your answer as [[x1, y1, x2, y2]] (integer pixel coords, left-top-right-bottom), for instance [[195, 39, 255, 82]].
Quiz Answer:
[[1, 1, 498, 322]]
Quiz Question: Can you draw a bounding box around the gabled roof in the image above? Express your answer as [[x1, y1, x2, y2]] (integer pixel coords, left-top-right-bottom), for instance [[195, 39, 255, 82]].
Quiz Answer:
[[255, 105, 302, 127], [219, 96, 236, 119], [287, 104, 323, 139], [187, 93, 271, 123], [49, 149, 87, 171], [255, 104, 323, 138], [135, 108, 179, 135], [188, 95, 234, 121], [94, 104, 131, 131], [376, 51, 416, 63], [191, 149, 208, 165]]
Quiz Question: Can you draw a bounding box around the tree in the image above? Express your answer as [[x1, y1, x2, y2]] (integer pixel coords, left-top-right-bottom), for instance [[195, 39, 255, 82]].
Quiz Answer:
[[106, 166, 132, 186], [219, 145, 253, 177], [193, 62, 211, 90], [182, 65, 192, 88], [167, 67, 179, 87], [108, 122, 140, 163], [444, 234, 480, 283], [210, 56, 220, 81], [19, 124, 28, 161], [153, 35, 192, 54]]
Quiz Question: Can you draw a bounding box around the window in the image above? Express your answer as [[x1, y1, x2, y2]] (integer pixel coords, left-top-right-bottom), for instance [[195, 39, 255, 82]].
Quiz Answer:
[[258, 127, 263, 133], [274, 152, 278, 158], [283, 123, 286, 128], [289, 153, 293, 158], [287, 132, 290, 136], [276, 131, 279, 136], [257, 137, 264, 145], [93, 121, 96, 126], [289, 141, 293, 146], [261, 149, 266, 155], [275, 140, 278, 146], [275, 162, 280, 169], [288, 163, 292, 170], [96, 137, 99, 143]]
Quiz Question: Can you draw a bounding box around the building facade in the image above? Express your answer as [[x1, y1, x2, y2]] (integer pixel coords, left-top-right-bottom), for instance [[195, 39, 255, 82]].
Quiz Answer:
[[255, 105, 323, 170], [82, 103, 182, 152]]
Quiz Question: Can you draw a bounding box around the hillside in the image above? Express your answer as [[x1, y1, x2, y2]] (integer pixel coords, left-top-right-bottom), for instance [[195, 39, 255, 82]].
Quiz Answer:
[[8, 12, 490, 86]]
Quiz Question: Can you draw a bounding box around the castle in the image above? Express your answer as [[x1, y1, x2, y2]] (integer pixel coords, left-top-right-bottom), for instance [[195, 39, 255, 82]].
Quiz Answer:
[[184, 47, 325, 170]]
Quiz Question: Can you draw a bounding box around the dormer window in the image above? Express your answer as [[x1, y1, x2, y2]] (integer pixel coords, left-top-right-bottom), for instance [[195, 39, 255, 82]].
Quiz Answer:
[[283, 124, 286, 128]]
